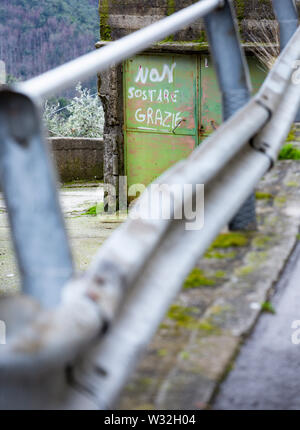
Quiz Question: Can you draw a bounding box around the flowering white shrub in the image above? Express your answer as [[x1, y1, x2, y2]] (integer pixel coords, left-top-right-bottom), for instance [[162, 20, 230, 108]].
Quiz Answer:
[[43, 83, 105, 137]]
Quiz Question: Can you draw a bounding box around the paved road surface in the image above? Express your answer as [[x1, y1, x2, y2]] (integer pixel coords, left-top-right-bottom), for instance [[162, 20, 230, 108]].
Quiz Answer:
[[214, 241, 300, 410]]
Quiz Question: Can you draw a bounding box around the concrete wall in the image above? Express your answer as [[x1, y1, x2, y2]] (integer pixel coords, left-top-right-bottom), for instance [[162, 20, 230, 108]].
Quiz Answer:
[[48, 137, 104, 182]]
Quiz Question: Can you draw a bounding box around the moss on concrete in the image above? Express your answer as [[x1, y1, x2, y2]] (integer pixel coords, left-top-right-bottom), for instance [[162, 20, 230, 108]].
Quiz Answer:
[[274, 195, 287, 207], [247, 251, 268, 264], [252, 236, 272, 248], [157, 348, 168, 357], [166, 304, 219, 334], [286, 181, 299, 188], [82, 202, 104, 215], [286, 126, 296, 142], [193, 31, 207, 43], [279, 144, 300, 160], [261, 301, 276, 314], [235, 265, 255, 276], [210, 232, 249, 248], [167, 0, 175, 16], [180, 351, 190, 360], [205, 250, 237, 259], [234, 0, 246, 20]]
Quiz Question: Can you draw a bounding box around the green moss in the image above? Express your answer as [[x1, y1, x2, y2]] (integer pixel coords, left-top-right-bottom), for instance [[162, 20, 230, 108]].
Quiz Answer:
[[136, 404, 155, 410], [167, 305, 219, 333], [167, 0, 175, 15], [261, 301, 276, 314], [204, 250, 237, 259], [180, 351, 190, 360], [62, 179, 103, 187], [183, 268, 216, 289], [279, 144, 300, 160], [265, 215, 278, 227], [167, 304, 198, 328], [286, 126, 296, 142], [165, 0, 175, 40], [247, 251, 268, 264], [83, 202, 104, 215], [210, 232, 249, 249], [286, 181, 299, 187], [297, 234, 300, 241], [197, 319, 216, 332], [215, 270, 226, 278], [204, 233, 248, 260], [157, 348, 168, 357], [255, 191, 273, 200], [161, 35, 174, 42], [100, 0, 111, 41], [193, 31, 207, 43]]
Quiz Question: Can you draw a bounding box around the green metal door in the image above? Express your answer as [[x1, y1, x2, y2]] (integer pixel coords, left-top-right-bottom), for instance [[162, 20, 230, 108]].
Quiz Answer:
[[124, 54, 199, 189], [123, 53, 266, 189]]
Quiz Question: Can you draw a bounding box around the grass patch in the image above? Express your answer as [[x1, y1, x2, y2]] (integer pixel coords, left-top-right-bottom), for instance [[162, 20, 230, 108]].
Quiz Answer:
[[261, 301, 276, 314], [183, 268, 216, 289], [278, 144, 300, 160]]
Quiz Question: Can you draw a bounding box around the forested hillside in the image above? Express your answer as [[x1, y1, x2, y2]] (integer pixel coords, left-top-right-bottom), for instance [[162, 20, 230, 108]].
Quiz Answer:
[[0, 0, 99, 81]]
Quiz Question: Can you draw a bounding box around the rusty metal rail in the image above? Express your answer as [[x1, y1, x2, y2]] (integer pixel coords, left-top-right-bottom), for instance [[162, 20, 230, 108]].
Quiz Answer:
[[0, 0, 300, 409]]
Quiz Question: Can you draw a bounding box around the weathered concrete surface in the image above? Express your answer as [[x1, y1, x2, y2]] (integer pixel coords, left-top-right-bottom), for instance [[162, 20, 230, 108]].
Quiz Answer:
[[48, 138, 104, 182]]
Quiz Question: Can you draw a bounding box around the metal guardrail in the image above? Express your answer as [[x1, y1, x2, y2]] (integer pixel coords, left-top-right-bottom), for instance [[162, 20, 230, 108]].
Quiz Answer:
[[0, 0, 300, 409]]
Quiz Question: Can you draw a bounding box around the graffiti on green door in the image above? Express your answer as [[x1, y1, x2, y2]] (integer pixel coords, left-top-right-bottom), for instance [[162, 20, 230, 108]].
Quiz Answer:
[[124, 54, 199, 189]]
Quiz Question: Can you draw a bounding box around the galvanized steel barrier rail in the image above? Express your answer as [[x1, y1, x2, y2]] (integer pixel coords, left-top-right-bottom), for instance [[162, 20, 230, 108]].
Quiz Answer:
[[0, 0, 300, 409]]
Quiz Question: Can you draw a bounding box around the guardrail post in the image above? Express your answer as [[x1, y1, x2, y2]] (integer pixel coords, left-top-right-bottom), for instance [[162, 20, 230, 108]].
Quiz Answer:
[[272, 0, 300, 122], [204, 0, 256, 231], [0, 89, 74, 306]]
